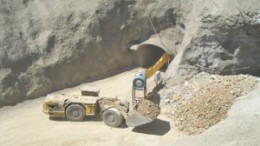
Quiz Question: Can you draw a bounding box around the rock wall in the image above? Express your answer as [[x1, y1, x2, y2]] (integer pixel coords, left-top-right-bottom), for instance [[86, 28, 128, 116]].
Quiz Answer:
[[0, 0, 178, 106], [165, 0, 260, 86], [1, 0, 260, 106]]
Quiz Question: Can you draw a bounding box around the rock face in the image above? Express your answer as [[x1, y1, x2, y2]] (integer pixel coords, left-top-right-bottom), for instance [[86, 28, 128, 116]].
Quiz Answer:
[[164, 0, 260, 86], [0, 0, 260, 106], [0, 0, 178, 106]]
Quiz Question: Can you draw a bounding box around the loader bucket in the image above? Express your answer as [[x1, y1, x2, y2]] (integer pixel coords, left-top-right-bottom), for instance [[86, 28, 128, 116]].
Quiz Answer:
[[125, 99, 160, 127], [126, 110, 153, 127]]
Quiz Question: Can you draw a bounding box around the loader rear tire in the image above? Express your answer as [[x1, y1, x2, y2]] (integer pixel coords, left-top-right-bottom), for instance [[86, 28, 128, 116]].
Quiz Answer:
[[66, 104, 85, 121], [102, 108, 123, 127]]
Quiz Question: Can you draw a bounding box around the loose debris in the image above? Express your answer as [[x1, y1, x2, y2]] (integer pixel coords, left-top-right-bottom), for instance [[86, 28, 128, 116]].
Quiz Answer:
[[164, 72, 257, 135], [135, 99, 161, 120]]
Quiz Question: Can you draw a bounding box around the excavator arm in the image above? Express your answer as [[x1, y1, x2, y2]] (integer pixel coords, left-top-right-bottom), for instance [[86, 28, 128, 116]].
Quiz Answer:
[[145, 52, 169, 79]]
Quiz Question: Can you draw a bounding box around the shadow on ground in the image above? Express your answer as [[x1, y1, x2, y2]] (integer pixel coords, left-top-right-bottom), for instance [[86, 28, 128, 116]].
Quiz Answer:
[[49, 114, 102, 122], [117, 120, 129, 129], [132, 118, 170, 135]]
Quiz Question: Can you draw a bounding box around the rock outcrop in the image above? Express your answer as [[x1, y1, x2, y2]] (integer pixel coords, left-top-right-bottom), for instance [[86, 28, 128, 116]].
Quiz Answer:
[[0, 0, 178, 106], [165, 0, 260, 86]]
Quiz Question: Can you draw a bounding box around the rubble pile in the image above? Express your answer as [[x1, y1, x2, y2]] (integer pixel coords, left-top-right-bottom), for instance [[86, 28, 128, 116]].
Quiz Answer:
[[164, 72, 257, 135]]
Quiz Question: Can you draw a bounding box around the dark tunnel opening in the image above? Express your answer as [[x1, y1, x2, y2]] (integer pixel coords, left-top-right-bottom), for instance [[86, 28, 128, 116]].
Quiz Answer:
[[136, 44, 171, 72]]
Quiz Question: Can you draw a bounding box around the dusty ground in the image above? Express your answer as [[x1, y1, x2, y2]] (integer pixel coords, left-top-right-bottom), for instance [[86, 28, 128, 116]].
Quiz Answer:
[[0, 68, 184, 146], [1, 68, 259, 146]]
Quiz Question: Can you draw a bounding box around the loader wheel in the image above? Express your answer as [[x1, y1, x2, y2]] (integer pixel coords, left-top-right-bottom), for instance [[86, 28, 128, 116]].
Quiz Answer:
[[102, 108, 123, 127], [66, 104, 85, 121]]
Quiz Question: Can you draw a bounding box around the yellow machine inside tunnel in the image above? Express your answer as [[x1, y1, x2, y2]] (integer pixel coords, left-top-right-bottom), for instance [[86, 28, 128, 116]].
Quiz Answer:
[[126, 36, 174, 127]]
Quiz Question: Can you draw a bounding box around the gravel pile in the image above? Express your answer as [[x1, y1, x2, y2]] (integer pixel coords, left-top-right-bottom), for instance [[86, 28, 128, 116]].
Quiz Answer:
[[163, 72, 257, 135], [135, 99, 161, 120]]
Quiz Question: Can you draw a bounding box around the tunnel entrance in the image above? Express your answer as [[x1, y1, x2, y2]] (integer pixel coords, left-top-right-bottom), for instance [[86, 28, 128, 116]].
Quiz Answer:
[[131, 29, 179, 72], [136, 44, 172, 72], [137, 45, 165, 68]]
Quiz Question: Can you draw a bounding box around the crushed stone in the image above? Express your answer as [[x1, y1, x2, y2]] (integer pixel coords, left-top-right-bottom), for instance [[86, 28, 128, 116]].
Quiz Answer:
[[162, 72, 257, 135]]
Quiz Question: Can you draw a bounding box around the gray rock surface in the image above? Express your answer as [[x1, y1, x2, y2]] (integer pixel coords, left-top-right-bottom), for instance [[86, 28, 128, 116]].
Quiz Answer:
[[0, 0, 178, 106], [165, 0, 260, 86], [0, 0, 260, 106]]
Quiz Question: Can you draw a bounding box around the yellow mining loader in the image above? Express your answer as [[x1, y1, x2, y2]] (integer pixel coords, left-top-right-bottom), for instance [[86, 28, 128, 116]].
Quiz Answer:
[[43, 88, 129, 127], [43, 52, 170, 127]]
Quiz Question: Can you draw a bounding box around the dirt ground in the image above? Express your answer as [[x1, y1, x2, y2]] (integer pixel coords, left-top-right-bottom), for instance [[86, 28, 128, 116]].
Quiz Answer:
[[0, 68, 184, 146], [1, 68, 259, 146]]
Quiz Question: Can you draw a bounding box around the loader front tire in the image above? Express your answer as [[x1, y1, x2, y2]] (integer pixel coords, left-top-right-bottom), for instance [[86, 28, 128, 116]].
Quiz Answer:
[[66, 104, 85, 121], [102, 108, 123, 127]]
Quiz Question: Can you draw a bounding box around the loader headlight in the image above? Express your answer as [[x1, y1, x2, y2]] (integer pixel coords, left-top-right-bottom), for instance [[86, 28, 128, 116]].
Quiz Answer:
[[133, 71, 146, 89], [134, 79, 144, 87]]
